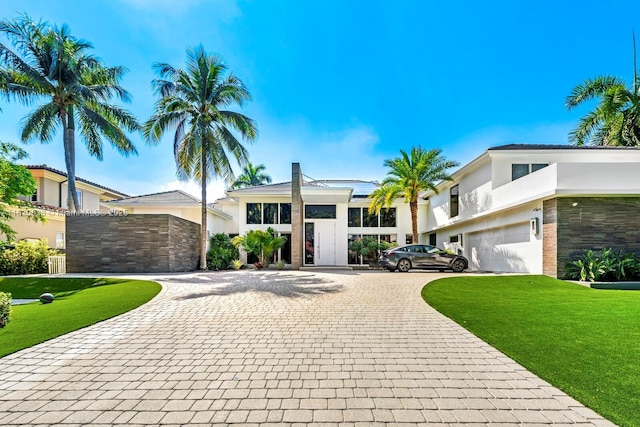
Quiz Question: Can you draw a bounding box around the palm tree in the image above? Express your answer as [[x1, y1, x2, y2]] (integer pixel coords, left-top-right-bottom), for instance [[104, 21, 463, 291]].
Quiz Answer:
[[143, 45, 257, 270], [566, 34, 640, 146], [230, 162, 272, 189], [369, 146, 458, 244], [0, 15, 140, 211]]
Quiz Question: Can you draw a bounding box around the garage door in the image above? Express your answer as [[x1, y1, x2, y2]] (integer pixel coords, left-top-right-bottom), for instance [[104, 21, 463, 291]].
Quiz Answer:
[[467, 223, 535, 273]]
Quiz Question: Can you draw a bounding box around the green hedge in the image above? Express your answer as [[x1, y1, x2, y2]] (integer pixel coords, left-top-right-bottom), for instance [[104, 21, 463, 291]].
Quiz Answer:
[[0, 291, 10, 328], [0, 240, 58, 276]]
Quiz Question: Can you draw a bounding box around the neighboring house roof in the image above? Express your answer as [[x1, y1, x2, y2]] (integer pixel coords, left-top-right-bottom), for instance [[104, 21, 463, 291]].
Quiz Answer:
[[25, 164, 129, 197], [105, 190, 232, 219]]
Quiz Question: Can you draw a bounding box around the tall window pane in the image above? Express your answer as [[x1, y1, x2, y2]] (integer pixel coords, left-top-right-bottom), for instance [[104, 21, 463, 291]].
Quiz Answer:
[[247, 203, 262, 224], [450, 185, 459, 218], [380, 208, 396, 227], [279, 203, 291, 224], [363, 207, 378, 227], [263, 203, 278, 224], [348, 208, 361, 227]]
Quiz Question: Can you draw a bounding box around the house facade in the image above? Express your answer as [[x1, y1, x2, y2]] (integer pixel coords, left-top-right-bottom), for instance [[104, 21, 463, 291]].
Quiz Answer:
[[219, 164, 424, 267], [12, 165, 128, 248], [425, 144, 640, 277]]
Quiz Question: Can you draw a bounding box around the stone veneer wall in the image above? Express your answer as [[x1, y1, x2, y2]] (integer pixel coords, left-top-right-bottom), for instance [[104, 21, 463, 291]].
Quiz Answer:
[[291, 163, 303, 269], [543, 197, 640, 278], [66, 214, 200, 273]]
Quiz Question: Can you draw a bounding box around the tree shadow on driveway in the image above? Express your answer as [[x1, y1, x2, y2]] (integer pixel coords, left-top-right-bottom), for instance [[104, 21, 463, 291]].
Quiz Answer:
[[172, 271, 344, 299]]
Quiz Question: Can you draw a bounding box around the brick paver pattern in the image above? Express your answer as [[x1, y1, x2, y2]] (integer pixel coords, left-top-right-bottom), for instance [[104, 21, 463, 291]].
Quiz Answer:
[[0, 270, 615, 426]]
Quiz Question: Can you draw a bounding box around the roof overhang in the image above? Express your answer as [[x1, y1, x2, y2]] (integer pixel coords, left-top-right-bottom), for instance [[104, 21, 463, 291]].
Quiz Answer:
[[301, 187, 353, 203]]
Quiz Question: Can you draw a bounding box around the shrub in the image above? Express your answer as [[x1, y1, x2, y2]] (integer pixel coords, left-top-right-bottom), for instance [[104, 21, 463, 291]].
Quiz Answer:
[[206, 233, 239, 270], [0, 239, 57, 276], [566, 248, 640, 282], [0, 292, 10, 328], [231, 259, 244, 270]]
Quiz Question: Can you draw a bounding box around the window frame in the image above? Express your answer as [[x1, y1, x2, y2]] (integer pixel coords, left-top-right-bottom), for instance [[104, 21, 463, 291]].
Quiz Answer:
[[449, 184, 459, 218]]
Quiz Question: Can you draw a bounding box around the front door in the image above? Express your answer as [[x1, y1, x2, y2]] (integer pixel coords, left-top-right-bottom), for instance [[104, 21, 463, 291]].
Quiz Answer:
[[315, 221, 336, 265]]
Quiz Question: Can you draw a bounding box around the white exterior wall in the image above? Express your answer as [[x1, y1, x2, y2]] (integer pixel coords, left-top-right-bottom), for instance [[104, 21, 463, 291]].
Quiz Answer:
[[427, 157, 543, 273]]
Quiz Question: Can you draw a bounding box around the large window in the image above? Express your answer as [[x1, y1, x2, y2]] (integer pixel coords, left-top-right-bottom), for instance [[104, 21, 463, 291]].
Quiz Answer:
[[279, 203, 291, 224], [380, 208, 396, 227], [246, 202, 291, 224], [247, 203, 262, 224], [347, 207, 396, 228], [512, 163, 548, 181], [450, 184, 459, 218], [305, 205, 336, 219], [363, 208, 378, 227], [263, 203, 278, 224], [348, 208, 361, 227]]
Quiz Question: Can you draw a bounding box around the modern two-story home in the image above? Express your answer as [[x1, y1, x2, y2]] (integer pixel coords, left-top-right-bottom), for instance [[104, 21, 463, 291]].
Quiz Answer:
[[425, 144, 640, 277], [219, 165, 423, 267]]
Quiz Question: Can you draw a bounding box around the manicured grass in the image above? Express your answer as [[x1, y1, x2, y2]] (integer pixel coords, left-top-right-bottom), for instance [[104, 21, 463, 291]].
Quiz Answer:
[[422, 275, 640, 427], [0, 277, 161, 358]]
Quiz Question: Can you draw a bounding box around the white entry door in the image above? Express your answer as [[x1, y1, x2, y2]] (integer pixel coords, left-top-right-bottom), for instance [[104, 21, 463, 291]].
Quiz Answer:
[[315, 221, 336, 265]]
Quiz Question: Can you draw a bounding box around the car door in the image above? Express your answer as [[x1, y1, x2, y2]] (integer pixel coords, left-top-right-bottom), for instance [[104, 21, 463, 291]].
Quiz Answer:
[[405, 245, 426, 266], [420, 245, 439, 267], [425, 245, 453, 268]]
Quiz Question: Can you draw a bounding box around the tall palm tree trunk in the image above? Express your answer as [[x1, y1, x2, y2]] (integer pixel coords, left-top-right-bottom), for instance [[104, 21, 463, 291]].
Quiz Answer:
[[410, 200, 418, 243], [61, 109, 80, 212], [200, 150, 208, 270]]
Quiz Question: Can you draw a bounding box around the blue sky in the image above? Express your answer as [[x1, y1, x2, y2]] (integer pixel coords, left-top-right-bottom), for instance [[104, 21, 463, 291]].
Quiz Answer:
[[0, 0, 639, 200]]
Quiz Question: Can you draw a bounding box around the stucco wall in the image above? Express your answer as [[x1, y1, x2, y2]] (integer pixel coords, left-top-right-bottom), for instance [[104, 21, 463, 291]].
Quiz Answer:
[[66, 214, 200, 273]]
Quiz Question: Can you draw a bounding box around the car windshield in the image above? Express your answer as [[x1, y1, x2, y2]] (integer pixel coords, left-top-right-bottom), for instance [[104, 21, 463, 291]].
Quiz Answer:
[[425, 245, 441, 254]]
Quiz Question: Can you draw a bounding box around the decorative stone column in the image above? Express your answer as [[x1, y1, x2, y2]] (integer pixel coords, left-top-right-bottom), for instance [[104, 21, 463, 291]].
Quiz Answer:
[[291, 163, 303, 269]]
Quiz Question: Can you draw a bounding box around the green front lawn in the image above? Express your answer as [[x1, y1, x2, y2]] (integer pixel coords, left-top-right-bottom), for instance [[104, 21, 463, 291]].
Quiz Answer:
[[0, 277, 161, 358], [422, 275, 640, 427]]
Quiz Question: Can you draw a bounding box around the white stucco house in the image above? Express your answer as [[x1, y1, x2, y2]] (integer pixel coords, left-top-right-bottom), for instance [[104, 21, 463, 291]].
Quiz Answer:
[[425, 144, 640, 277]]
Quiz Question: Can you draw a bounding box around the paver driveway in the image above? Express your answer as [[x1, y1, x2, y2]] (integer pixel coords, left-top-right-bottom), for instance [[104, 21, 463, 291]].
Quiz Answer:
[[0, 270, 613, 426]]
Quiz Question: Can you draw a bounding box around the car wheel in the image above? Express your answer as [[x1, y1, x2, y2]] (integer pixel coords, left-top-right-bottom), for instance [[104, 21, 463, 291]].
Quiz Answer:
[[451, 259, 466, 273], [397, 259, 411, 272]]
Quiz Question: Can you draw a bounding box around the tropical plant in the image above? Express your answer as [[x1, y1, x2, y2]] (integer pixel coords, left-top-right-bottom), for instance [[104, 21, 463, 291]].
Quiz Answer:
[[232, 227, 286, 268], [144, 45, 257, 270], [565, 33, 640, 146], [230, 162, 272, 189], [231, 259, 244, 270], [205, 233, 239, 270], [275, 260, 285, 270], [0, 142, 44, 240], [565, 248, 640, 282], [0, 15, 140, 211], [369, 147, 458, 243]]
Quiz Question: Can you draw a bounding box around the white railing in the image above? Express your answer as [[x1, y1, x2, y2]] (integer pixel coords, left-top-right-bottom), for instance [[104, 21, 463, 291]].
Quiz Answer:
[[48, 255, 66, 274]]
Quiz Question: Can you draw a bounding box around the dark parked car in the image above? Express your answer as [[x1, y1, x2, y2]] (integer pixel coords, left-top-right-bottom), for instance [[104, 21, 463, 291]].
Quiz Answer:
[[379, 244, 468, 273]]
